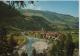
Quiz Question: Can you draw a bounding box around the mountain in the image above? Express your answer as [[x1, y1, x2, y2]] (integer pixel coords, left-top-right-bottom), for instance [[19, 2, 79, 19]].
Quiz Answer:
[[0, 2, 53, 31], [20, 9, 79, 31], [0, 2, 78, 31], [0, 2, 22, 18], [8, 15, 53, 31]]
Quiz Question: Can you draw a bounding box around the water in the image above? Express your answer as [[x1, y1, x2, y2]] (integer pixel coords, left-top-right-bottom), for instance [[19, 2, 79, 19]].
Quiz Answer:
[[26, 36, 39, 56], [21, 32, 40, 56], [20, 32, 48, 56]]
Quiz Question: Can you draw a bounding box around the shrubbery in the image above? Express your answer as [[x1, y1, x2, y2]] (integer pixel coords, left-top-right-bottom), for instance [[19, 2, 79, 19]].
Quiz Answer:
[[50, 32, 77, 56]]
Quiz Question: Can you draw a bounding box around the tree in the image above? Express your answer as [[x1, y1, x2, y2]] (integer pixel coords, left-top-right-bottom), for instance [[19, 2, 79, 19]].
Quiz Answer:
[[65, 32, 75, 56], [21, 52, 28, 56], [6, 1, 35, 8], [0, 1, 36, 18], [32, 48, 36, 56], [0, 27, 18, 56], [0, 1, 36, 56]]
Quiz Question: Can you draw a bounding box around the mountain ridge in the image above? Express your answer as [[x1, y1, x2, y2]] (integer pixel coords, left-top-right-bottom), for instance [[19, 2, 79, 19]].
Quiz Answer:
[[20, 9, 78, 30], [21, 9, 78, 17]]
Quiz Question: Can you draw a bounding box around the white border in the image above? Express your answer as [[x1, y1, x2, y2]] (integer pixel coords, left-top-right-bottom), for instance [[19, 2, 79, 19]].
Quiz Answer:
[[0, 0, 79, 55], [0, 0, 79, 1], [79, 0, 80, 56]]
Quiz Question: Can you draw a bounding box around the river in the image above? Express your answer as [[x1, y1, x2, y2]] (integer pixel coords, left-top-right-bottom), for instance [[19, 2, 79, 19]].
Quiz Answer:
[[25, 36, 48, 56]]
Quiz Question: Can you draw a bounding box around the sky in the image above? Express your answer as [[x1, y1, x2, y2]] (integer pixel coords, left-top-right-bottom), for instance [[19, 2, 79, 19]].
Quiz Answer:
[[24, 1, 79, 17]]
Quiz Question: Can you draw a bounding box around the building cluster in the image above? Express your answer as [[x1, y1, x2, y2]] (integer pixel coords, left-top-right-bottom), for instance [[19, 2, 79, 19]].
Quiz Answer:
[[24, 31, 62, 40]]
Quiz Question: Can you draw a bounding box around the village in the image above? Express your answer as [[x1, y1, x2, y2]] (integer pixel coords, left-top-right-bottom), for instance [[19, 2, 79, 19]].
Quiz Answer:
[[23, 30, 63, 40]]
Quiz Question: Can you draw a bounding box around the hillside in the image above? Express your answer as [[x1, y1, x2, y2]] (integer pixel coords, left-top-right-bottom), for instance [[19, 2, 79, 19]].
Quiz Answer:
[[0, 2, 79, 31], [0, 2, 52, 31], [21, 9, 79, 31]]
